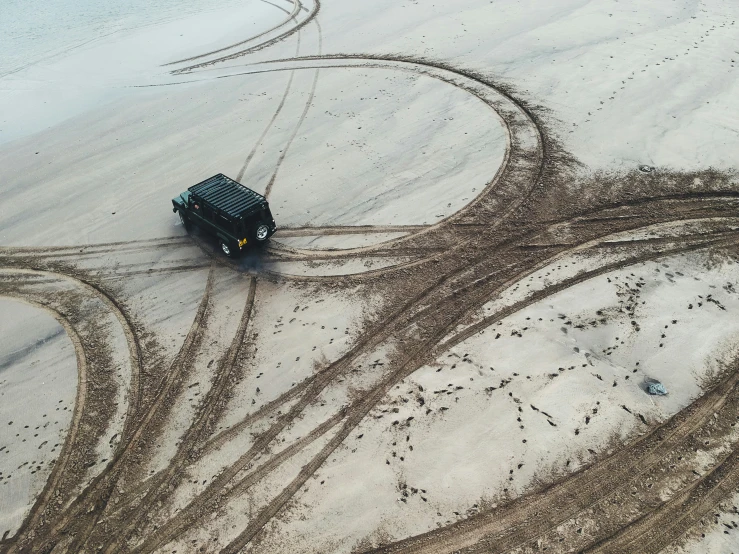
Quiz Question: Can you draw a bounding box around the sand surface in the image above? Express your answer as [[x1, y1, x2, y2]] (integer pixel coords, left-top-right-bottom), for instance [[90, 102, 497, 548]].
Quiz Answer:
[[1, 0, 739, 552], [0, 299, 77, 536]]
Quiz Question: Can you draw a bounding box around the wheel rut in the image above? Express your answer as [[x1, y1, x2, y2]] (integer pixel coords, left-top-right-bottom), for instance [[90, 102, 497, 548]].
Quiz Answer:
[[4, 19, 739, 554]]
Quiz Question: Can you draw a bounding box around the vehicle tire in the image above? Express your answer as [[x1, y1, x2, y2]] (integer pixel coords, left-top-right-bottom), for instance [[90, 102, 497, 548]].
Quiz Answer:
[[252, 222, 271, 244], [179, 211, 192, 231], [219, 238, 238, 258]]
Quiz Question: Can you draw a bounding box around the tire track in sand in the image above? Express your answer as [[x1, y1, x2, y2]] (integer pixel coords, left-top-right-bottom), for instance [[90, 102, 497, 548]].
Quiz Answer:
[[165, 0, 302, 67], [175, 53, 543, 258], [99, 275, 257, 554], [136, 216, 733, 554], [19, 264, 215, 554], [360, 244, 739, 554], [263, 19, 322, 199], [0, 294, 87, 549], [585, 447, 739, 553], [127, 53, 551, 551], [172, 0, 321, 73], [220, 232, 739, 554], [235, 27, 301, 183], [0, 267, 144, 554]]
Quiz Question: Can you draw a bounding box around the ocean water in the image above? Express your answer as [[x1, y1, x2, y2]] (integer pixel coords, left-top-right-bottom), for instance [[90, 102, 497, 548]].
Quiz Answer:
[[0, 0, 245, 77]]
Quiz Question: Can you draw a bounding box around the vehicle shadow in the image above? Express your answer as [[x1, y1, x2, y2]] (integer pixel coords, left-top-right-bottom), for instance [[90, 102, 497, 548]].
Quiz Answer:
[[187, 225, 268, 273]]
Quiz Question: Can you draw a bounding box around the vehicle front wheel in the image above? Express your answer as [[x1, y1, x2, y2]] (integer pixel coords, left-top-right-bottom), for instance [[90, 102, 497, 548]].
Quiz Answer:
[[219, 239, 238, 258], [179, 211, 192, 231]]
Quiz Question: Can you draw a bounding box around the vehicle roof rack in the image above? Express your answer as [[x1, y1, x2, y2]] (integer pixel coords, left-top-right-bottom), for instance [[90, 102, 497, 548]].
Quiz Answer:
[[188, 173, 266, 219]]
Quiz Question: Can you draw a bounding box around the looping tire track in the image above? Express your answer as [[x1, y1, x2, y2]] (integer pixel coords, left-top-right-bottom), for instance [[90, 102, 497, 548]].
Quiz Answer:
[[130, 215, 737, 554], [0, 267, 146, 554], [0, 293, 88, 550], [6, 196, 737, 554], [5, 264, 214, 554], [174, 53, 546, 282], [172, 0, 321, 73], [221, 233, 739, 554], [3, 14, 739, 553], [121, 44, 739, 551], [197, 54, 544, 247], [166, 0, 302, 67], [96, 274, 257, 554]]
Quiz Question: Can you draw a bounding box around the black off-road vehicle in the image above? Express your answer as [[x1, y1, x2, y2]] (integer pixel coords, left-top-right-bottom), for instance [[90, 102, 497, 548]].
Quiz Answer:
[[172, 174, 276, 257]]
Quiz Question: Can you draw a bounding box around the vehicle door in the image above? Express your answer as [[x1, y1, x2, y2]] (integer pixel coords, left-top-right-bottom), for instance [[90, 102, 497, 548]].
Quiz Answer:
[[190, 197, 204, 221]]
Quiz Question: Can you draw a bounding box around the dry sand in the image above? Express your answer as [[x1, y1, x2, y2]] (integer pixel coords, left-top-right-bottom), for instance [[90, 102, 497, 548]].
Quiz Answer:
[[1, 0, 739, 553]]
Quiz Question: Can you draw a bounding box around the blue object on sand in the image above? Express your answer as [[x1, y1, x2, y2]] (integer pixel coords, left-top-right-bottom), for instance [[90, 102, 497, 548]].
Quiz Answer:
[[647, 382, 667, 396]]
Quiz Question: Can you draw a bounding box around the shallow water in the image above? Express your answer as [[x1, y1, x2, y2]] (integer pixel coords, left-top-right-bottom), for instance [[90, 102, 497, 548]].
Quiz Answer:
[[0, 0, 244, 76]]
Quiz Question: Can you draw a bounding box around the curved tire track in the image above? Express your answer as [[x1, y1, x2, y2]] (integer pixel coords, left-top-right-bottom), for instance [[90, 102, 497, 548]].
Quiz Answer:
[[0, 295, 87, 548], [0, 268, 140, 553], [223, 234, 739, 553], [172, 0, 321, 73], [7, 264, 213, 553], [169, 53, 543, 267], [100, 275, 257, 554], [139, 216, 736, 553], [166, 0, 302, 67]]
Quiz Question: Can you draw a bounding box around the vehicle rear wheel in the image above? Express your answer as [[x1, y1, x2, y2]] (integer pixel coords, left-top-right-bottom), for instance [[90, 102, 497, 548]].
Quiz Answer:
[[179, 211, 191, 231], [219, 239, 238, 258], [253, 222, 270, 243]]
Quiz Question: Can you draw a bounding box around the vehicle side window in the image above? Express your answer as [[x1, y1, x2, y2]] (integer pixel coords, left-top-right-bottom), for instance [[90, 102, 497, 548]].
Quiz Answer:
[[202, 205, 213, 220]]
